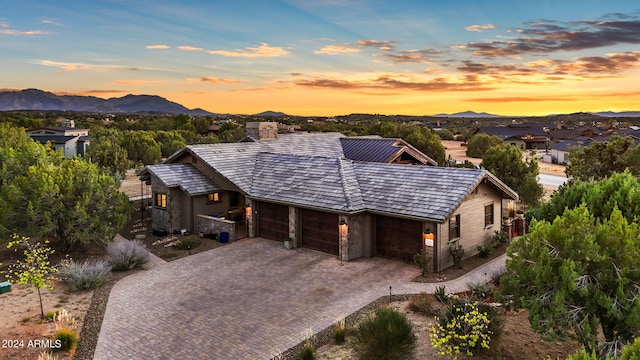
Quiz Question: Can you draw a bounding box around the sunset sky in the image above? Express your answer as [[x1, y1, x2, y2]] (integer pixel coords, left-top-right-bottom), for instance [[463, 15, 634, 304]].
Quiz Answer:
[[2, 0, 640, 116]]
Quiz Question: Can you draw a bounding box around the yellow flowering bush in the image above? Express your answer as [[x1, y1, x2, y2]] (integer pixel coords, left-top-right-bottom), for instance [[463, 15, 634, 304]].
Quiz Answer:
[[430, 301, 495, 358]]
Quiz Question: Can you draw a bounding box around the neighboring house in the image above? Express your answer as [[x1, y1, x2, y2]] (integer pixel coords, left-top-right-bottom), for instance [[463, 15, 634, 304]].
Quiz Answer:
[[549, 140, 591, 165], [26, 126, 90, 157], [476, 124, 550, 150], [140, 129, 518, 272]]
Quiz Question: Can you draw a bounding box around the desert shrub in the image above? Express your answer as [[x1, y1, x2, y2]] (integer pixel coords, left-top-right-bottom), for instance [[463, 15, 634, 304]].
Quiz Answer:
[[492, 230, 509, 248], [431, 299, 504, 357], [435, 286, 449, 304], [333, 327, 346, 344], [58, 259, 112, 291], [54, 328, 78, 351], [477, 244, 492, 258], [351, 307, 416, 360], [175, 237, 200, 251], [107, 240, 150, 271], [409, 293, 441, 317], [449, 243, 465, 268], [44, 311, 58, 321], [38, 351, 60, 360], [413, 248, 431, 276], [300, 343, 315, 360]]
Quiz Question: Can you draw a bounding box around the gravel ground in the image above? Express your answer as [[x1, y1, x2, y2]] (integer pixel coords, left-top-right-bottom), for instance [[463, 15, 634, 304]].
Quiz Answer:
[[73, 271, 137, 360]]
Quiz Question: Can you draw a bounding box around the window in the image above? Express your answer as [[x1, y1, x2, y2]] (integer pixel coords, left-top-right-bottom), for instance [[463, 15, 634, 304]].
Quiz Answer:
[[449, 214, 460, 241], [155, 193, 167, 208], [207, 192, 220, 203], [484, 204, 494, 227]]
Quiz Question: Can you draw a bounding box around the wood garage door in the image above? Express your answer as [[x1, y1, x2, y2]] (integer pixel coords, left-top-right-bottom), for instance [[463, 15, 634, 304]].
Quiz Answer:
[[375, 216, 422, 262], [301, 208, 339, 255], [257, 202, 289, 241]]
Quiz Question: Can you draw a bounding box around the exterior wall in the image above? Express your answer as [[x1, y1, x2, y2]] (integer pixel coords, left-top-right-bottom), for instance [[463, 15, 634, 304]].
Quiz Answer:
[[246, 122, 277, 140], [196, 215, 237, 242], [435, 182, 503, 272], [150, 182, 184, 233], [345, 213, 371, 259], [551, 149, 569, 165]]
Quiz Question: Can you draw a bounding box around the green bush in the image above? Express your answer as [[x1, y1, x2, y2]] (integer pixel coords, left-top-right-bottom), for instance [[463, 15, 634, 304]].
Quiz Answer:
[[333, 327, 346, 344], [492, 230, 509, 248], [300, 343, 315, 360], [430, 299, 503, 358], [44, 311, 57, 321], [175, 237, 200, 251], [107, 240, 150, 271], [449, 243, 465, 268], [469, 282, 495, 302], [565, 347, 599, 360], [351, 307, 416, 360], [621, 337, 640, 360], [413, 249, 431, 276], [54, 328, 78, 351], [435, 286, 449, 304], [477, 245, 492, 258], [58, 259, 112, 291]]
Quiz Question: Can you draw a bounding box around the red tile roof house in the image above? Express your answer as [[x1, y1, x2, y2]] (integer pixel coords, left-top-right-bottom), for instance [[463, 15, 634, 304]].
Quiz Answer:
[[139, 130, 518, 272]]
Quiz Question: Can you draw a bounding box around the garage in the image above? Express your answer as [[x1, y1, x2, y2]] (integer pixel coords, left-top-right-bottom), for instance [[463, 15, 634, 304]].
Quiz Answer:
[[375, 215, 422, 262], [257, 201, 289, 241], [300, 208, 339, 255]]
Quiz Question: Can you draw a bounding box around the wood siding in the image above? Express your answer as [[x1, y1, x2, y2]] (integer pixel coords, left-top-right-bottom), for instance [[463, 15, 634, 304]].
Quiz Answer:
[[436, 182, 502, 271]]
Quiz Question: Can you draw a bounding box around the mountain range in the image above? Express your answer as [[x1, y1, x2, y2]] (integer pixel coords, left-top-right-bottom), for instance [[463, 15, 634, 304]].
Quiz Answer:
[[1, 89, 639, 118], [0, 89, 212, 115]]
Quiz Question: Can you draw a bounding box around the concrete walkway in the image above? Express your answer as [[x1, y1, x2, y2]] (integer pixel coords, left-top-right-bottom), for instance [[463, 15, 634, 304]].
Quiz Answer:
[[94, 238, 506, 360]]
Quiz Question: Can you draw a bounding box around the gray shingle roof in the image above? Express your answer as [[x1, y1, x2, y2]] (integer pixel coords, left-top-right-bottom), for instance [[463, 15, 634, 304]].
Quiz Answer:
[[250, 153, 365, 212], [145, 163, 222, 195], [354, 163, 486, 221]]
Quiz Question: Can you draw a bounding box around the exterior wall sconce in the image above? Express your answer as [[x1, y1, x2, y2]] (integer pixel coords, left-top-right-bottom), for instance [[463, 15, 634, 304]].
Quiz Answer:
[[245, 205, 252, 218], [423, 229, 434, 247], [339, 219, 349, 263]]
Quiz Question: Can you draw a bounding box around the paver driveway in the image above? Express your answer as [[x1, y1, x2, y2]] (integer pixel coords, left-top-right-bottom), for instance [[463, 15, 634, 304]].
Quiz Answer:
[[94, 238, 421, 359]]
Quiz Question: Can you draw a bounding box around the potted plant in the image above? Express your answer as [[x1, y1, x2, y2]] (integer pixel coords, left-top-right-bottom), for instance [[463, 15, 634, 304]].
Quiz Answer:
[[284, 237, 293, 250]]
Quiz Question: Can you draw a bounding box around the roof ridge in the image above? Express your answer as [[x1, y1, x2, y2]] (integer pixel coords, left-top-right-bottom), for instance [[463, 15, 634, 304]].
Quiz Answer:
[[337, 158, 355, 210]]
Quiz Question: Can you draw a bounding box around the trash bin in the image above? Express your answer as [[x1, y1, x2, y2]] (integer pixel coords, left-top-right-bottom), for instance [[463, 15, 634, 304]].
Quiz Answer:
[[220, 232, 229, 243]]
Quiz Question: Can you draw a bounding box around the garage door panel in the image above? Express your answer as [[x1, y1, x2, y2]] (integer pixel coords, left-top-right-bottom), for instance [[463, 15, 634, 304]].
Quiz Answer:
[[257, 202, 289, 241], [301, 209, 339, 255], [375, 216, 422, 262]]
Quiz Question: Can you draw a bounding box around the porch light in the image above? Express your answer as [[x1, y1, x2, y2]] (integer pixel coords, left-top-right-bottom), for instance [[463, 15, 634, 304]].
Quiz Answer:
[[339, 219, 348, 239], [423, 229, 434, 247], [245, 205, 252, 218]]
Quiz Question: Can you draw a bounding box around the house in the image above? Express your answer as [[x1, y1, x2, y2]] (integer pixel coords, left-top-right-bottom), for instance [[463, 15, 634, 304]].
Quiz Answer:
[[26, 126, 90, 158], [476, 124, 550, 150], [549, 140, 591, 165], [140, 130, 518, 272]]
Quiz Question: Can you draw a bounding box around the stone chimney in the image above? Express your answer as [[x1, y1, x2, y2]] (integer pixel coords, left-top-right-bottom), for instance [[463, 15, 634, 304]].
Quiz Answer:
[[246, 122, 278, 140]]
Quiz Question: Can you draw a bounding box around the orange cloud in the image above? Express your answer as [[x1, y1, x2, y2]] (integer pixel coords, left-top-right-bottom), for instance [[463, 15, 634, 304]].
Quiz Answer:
[[208, 43, 290, 58], [146, 44, 170, 49], [465, 24, 496, 32], [313, 45, 362, 55], [178, 45, 203, 51], [113, 80, 149, 85], [187, 76, 239, 84]]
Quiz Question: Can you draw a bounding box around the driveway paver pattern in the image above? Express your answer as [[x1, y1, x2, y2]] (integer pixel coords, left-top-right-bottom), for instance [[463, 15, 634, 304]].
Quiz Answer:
[[94, 237, 505, 360]]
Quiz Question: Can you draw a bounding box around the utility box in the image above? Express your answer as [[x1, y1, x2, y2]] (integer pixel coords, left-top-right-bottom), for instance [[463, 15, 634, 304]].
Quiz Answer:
[[0, 281, 11, 294]]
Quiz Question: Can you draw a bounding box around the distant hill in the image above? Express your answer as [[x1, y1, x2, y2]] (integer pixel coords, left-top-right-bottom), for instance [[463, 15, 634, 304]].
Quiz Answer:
[[434, 111, 501, 118], [594, 111, 640, 118], [254, 110, 287, 117], [0, 89, 213, 115]]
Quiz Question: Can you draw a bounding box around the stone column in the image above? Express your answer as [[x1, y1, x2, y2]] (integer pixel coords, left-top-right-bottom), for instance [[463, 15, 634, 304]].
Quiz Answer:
[[288, 206, 298, 247], [245, 199, 254, 238]]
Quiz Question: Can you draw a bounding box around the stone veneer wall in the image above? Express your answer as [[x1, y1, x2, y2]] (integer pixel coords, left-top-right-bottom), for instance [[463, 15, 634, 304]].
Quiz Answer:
[[196, 215, 237, 242]]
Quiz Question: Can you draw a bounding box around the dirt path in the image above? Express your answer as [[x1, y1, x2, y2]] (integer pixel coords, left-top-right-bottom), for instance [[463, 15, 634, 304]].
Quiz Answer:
[[0, 282, 93, 360]]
